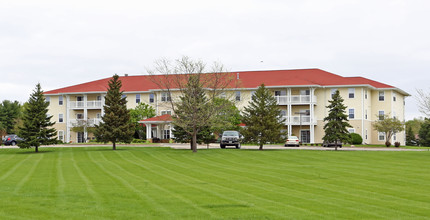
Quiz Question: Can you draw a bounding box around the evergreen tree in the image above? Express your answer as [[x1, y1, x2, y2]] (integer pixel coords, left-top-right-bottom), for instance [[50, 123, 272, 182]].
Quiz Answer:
[[406, 126, 416, 146], [95, 74, 134, 150], [323, 90, 352, 150], [241, 84, 286, 150], [418, 118, 430, 147], [18, 83, 57, 152], [0, 100, 22, 134]]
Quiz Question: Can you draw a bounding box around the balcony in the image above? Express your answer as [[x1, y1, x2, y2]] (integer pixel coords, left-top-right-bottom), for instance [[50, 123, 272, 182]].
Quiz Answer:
[[280, 116, 317, 125], [69, 101, 103, 109], [275, 95, 317, 105], [69, 118, 102, 127]]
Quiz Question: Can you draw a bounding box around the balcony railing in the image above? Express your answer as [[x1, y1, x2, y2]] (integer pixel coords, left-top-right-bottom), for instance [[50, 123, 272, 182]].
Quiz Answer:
[[69, 118, 102, 127], [69, 101, 103, 109], [275, 95, 316, 105], [280, 116, 316, 125]]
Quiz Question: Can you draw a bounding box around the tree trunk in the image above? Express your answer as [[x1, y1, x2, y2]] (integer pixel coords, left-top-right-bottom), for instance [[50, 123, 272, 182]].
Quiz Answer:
[[113, 142, 116, 150], [192, 132, 197, 153], [259, 143, 263, 150], [335, 140, 338, 151], [35, 146, 38, 153]]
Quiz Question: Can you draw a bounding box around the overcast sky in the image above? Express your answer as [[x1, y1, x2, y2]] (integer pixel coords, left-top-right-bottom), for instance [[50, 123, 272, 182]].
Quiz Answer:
[[1, 0, 429, 120]]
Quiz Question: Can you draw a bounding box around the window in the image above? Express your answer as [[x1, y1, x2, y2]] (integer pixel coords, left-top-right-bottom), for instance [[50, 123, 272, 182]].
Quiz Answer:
[[393, 132, 397, 141], [393, 92, 396, 102], [77, 113, 84, 119], [365, 109, 368, 120], [136, 94, 141, 103], [300, 90, 310, 95], [378, 132, 385, 141], [348, 128, 355, 133], [96, 113, 101, 119], [149, 93, 154, 103], [45, 96, 50, 103], [161, 110, 171, 115], [379, 111, 384, 120], [163, 130, 170, 139], [77, 96, 83, 101], [393, 111, 396, 119], [59, 96, 63, 105], [58, 130, 64, 142], [275, 91, 281, 96], [348, 88, 355, 98], [122, 94, 127, 99], [331, 89, 338, 98], [161, 92, 171, 102], [379, 91, 385, 101], [235, 91, 241, 101], [349, 109, 355, 119], [365, 129, 368, 140], [59, 114, 64, 123], [365, 89, 368, 99], [97, 95, 102, 101]]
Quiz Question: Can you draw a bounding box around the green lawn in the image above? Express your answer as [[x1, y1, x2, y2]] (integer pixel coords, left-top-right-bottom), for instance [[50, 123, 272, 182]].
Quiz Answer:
[[1, 147, 429, 219]]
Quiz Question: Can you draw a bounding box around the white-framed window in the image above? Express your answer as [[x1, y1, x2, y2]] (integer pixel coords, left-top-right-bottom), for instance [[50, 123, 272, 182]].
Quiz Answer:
[[348, 128, 355, 133], [378, 132, 385, 141], [393, 111, 397, 119], [161, 92, 171, 102], [331, 89, 338, 98], [149, 93, 155, 103], [378, 111, 385, 120], [349, 109, 355, 119], [96, 113, 101, 119], [58, 130, 64, 142], [77, 96, 83, 101], [163, 130, 170, 139], [59, 96, 63, 105], [365, 109, 368, 120], [45, 96, 51, 103], [365, 129, 368, 140], [393, 92, 397, 102], [121, 94, 127, 99], [59, 113, 64, 123], [77, 113, 84, 119], [97, 95, 102, 101], [379, 91, 385, 101], [365, 89, 368, 99], [136, 94, 141, 103], [275, 91, 281, 96], [300, 90, 310, 95], [161, 110, 171, 115], [393, 132, 397, 141], [348, 88, 355, 98], [235, 91, 241, 101]]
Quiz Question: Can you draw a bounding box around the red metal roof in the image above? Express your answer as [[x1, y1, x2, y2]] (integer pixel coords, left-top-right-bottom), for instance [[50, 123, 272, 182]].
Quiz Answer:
[[44, 69, 399, 94], [139, 114, 172, 123]]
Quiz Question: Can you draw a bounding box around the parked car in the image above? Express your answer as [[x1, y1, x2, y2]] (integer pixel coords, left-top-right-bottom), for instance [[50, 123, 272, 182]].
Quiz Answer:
[[285, 136, 300, 147], [323, 141, 342, 148], [220, 130, 241, 149], [2, 134, 24, 146]]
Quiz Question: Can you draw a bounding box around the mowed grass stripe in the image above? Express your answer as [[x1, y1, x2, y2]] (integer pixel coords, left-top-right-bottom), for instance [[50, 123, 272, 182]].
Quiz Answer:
[[203, 150, 429, 218], [13, 154, 44, 193], [145, 150, 308, 219], [0, 154, 32, 182], [94, 151, 173, 218], [171, 152, 386, 219]]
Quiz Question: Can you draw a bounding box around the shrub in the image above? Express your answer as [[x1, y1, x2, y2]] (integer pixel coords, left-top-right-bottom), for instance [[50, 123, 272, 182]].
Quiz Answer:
[[131, 139, 147, 143], [395, 142, 401, 147], [385, 141, 391, 147], [349, 133, 363, 145]]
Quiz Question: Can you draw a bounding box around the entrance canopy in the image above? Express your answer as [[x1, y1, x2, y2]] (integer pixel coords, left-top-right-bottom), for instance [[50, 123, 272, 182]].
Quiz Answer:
[[138, 114, 173, 140]]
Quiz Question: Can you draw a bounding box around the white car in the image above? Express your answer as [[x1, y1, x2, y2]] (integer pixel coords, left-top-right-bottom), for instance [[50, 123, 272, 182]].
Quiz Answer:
[[285, 136, 300, 147]]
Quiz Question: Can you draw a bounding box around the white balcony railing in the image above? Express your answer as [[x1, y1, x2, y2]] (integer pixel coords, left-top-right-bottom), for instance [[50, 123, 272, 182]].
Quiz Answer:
[[69, 118, 102, 127], [69, 101, 103, 109], [275, 95, 316, 105], [280, 116, 316, 125]]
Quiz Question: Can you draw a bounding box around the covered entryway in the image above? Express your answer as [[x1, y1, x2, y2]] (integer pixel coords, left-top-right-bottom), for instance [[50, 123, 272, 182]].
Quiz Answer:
[[138, 114, 173, 143]]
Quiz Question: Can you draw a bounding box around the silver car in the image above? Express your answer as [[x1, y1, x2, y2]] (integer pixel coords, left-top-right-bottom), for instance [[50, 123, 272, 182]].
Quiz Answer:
[[285, 136, 300, 147]]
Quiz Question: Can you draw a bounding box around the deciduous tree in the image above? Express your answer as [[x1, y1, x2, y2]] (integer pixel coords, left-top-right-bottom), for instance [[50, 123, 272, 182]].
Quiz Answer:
[[418, 118, 430, 147], [416, 89, 430, 117], [0, 100, 22, 134], [373, 115, 404, 147], [18, 84, 57, 152], [323, 90, 352, 150], [241, 84, 286, 150], [95, 75, 134, 150], [129, 103, 156, 139]]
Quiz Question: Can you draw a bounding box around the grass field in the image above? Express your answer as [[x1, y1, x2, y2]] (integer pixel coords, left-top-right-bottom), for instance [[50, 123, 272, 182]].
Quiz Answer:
[[1, 147, 430, 219]]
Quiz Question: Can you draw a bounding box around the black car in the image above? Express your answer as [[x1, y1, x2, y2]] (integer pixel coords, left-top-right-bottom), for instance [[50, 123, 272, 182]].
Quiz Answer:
[[220, 131, 242, 149], [323, 141, 342, 148], [2, 134, 24, 146]]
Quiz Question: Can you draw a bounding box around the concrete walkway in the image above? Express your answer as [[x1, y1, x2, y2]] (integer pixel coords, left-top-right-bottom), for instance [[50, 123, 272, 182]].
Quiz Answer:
[[1, 143, 428, 151]]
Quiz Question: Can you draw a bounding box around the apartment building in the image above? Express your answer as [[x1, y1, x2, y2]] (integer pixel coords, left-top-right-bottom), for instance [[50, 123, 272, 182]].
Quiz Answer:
[[44, 69, 409, 145]]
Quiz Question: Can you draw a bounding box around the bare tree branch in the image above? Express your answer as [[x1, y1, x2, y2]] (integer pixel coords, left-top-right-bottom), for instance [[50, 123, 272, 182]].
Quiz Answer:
[[416, 88, 430, 117]]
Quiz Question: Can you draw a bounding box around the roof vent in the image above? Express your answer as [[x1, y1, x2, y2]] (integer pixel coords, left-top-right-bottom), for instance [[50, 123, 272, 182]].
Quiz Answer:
[[124, 74, 128, 77], [237, 72, 240, 80]]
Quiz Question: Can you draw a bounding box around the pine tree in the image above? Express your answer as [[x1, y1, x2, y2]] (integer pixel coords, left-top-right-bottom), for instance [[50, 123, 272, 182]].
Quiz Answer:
[[18, 83, 57, 152], [241, 84, 286, 150], [406, 126, 416, 146], [323, 90, 352, 150], [418, 118, 430, 147], [95, 74, 134, 150]]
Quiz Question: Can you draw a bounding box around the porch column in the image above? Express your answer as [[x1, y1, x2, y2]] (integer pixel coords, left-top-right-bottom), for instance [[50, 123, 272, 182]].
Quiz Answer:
[[310, 88, 315, 143], [287, 88, 292, 136], [145, 123, 152, 140], [66, 95, 71, 143], [83, 94, 88, 142]]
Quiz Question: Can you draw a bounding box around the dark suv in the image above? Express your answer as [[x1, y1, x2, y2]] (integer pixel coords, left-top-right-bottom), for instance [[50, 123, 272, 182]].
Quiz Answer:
[[220, 131, 241, 149], [2, 134, 24, 146]]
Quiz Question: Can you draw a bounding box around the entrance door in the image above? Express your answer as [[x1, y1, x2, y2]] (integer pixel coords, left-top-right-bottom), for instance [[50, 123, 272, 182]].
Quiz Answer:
[[77, 132, 85, 143], [300, 130, 310, 143]]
